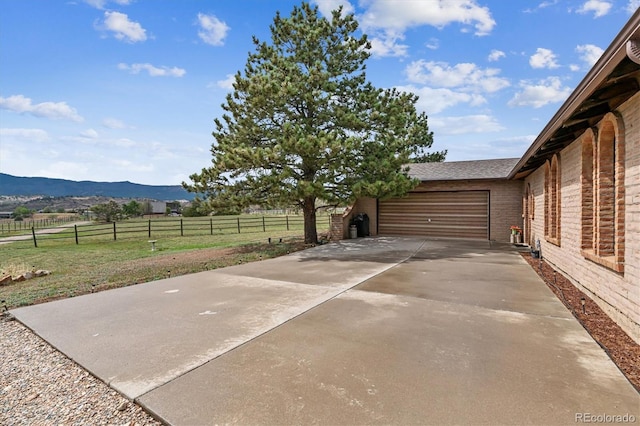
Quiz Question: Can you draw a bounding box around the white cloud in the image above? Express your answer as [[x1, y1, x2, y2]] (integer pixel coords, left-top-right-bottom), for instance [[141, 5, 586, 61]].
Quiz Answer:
[[102, 117, 128, 129], [113, 138, 136, 147], [576, 44, 604, 67], [488, 49, 505, 62], [101, 11, 146, 43], [430, 115, 505, 135], [508, 76, 572, 108], [112, 159, 155, 172], [118, 63, 186, 77], [577, 0, 612, 17], [216, 74, 236, 90], [627, 0, 640, 13], [0, 128, 50, 143], [405, 60, 510, 93], [529, 48, 559, 69], [395, 85, 486, 114], [313, 0, 354, 17], [196, 13, 229, 46], [425, 38, 440, 50], [80, 128, 99, 139], [84, 0, 133, 9], [524, 1, 559, 13], [0, 95, 83, 122], [41, 162, 90, 180], [369, 31, 409, 57], [360, 0, 496, 36]]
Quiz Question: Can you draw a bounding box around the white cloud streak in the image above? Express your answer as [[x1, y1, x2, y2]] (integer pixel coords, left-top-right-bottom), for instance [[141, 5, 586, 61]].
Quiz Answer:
[[80, 128, 99, 139], [488, 49, 505, 62], [84, 0, 133, 9], [576, 44, 604, 67], [313, 0, 354, 17], [508, 77, 572, 108], [369, 31, 409, 57], [430, 115, 505, 135], [360, 0, 496, 36], [0, 128, 50, 143], [395, 85, 485, 114], [102, 117, 128, 129], [0, 95, 83, 122], [216, 74, 236, 90], [324, 0, 496, 58], [627, 0, 640, 13], [118, 63, 186, 77], [405, 60, 510, 93], [577, 0, 612, 17], [529, 48, 559, 69], [101, 11, 146, 43], [197, 13, 230, 46]]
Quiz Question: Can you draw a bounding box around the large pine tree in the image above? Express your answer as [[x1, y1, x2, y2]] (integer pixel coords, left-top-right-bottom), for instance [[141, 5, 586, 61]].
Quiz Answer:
[[184, 2, 445, 243]]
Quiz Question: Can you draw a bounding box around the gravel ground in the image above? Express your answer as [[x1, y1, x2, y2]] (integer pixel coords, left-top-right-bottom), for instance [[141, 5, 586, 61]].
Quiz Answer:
[[0, 316, 161, 426]]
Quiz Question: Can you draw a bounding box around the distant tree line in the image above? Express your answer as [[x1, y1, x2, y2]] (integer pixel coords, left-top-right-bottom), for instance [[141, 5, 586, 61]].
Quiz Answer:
[[91, 200, 149, 222]]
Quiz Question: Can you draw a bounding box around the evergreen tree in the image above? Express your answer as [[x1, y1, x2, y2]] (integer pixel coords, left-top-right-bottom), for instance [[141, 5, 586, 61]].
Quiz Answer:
[[184, 2, 445, 243], [122, 200, 143, 218], [91, 201, 122, 222]]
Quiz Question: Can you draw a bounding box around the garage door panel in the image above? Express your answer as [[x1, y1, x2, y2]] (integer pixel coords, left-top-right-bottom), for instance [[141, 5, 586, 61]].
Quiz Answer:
[[379, 191, 489, 239]]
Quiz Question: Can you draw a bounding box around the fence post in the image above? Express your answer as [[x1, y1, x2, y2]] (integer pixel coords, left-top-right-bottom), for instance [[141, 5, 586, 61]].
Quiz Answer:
[[113, 222, 117, 240], [180, 218, 184, 237], [148, 219, 151, 238], [210, 218, 213, 235], [32, 227, 38, 248], [237, 217, 241, 234], [75, 224, 79, 244], [286, 215, 289, 231], [262, 216, 266, 232]]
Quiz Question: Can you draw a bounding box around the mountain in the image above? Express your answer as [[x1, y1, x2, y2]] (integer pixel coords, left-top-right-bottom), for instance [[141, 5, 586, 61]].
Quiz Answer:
[[0, 173, 195, 200]]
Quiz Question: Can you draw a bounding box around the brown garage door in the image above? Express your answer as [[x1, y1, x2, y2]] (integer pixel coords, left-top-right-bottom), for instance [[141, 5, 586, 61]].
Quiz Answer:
[[378, 190, 489, 239]]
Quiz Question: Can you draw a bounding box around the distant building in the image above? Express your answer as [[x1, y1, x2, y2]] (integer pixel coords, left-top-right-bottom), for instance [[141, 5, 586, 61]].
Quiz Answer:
[[149, 201, 167, 215]]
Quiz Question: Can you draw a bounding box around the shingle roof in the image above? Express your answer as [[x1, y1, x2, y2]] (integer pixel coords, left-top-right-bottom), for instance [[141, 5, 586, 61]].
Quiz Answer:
[[408, 158, 520, 181]]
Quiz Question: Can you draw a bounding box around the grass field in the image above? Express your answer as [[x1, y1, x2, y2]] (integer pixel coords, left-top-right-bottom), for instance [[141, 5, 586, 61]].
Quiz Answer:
[[0, 215, 330, 310]]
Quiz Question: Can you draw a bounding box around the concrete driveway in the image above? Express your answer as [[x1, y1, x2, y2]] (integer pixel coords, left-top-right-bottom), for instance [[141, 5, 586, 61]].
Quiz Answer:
[[10, 237, 639, 425]]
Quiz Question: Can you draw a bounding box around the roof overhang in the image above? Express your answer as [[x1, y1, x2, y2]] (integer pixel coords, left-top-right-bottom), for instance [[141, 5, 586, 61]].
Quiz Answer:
[[508, 9, 640, 180]]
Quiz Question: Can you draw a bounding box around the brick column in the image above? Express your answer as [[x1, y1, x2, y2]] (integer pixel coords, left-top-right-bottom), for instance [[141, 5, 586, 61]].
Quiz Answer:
[[330, 214, 344, 241]]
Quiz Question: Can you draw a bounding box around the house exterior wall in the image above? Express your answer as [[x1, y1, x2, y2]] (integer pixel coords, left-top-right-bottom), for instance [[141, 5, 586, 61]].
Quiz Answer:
[[329, 197, 378, 240], [342, 180, 522, 242], [525, 92, 640, 344], [352, 197, 378, 236], [408, 180, 524, 242]]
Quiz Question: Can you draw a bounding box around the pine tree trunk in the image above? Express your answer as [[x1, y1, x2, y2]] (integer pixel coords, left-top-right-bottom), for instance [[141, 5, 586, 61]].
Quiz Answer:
[[302, 197, 317, 244]]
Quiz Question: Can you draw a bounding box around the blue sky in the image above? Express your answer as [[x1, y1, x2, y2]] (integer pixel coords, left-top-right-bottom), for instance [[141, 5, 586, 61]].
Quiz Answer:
[[1, 0, 638, 185]]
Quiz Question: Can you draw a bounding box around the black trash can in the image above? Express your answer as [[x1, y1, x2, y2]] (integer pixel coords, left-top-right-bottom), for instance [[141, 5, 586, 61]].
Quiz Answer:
[[352, 213, 370, 237]]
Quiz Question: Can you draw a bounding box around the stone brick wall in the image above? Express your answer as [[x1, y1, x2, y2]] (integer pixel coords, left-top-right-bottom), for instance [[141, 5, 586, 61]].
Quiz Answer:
[[525, 92, 640, 344], [329, 213, 344, 241], [329, 197, 378, 241]]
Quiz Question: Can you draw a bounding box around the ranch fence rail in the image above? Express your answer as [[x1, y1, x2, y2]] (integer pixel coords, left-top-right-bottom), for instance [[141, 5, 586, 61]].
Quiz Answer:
[[0, 215, 329, 247], [0, 215, 80, 234]]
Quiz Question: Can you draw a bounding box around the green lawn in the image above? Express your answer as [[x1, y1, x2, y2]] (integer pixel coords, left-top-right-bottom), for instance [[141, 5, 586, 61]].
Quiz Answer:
[[0, 215, 330, 310]]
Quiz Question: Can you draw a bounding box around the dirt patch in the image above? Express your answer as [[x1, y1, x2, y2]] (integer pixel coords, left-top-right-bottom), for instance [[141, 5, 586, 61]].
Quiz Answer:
[[12, 238, 313, 307], [520, 252, 640, 393]]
